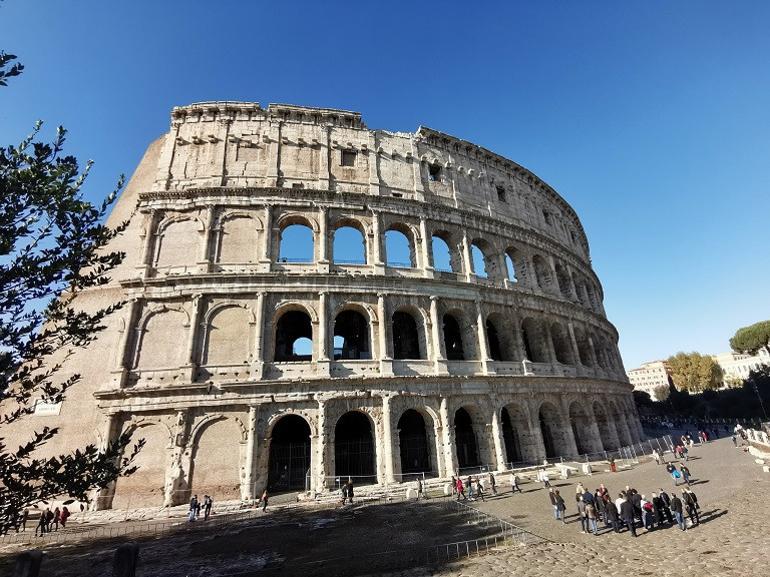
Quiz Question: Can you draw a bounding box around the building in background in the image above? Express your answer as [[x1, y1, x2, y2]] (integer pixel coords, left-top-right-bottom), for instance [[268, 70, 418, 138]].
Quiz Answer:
[[627, 361, 671, 400], [712, 348, 770, 385]]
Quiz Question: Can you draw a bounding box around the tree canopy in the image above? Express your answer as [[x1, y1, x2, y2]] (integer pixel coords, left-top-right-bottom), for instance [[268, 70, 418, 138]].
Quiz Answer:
[[730, 320, 770, 356], [666, 351, 723, 393], [0, 50, 142, 534]]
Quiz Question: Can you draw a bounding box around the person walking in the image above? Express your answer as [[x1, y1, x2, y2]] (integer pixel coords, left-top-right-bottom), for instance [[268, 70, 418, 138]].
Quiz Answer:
[[188, 495, 199, 522], [450, 476, 457, 497], [670, 493, 685, 530], [585, 501, 598, 535], [260, 489, 269, 512], [204, 495, 213, 520], [659, 489, 674, 524], [45, 508, 54, 532], [476, 478, 486, 502], [19, 509, 29, 532], [652, 448, 661, 465], [60, 506, 70, 529], [488, 472, 497, 496], [620, 496, 637, 537], [548, 488, 559, 520], [467, 476, 476, 500], [554, 490, 567, 524], [577, 495, 588, 533], [539, 468, 551, 488], [340, 481, 349, 505], [417, 478, 424, 500], [594, 490, 606, 525], [669, 464, 682, 486], [456, 477, 466, 501], [680, 464, 692, 486], [682, 488, 700, 526], [346, 479, 355, 504], [510, 473, 522, 494], [35, 510, 47, 536], [52, 507, 61, 532]]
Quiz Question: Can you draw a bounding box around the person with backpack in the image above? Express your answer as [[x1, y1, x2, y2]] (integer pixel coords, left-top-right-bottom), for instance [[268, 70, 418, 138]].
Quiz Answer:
[[682, 488, 700, 526], [554, 490, 567, 524], [669, 464, 682, 486], [670, 493, 685, 530], [680, 464, 692, 486]]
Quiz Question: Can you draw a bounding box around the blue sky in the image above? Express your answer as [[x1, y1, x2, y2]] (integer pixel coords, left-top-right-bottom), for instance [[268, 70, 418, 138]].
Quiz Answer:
[[2, 1, 768, 368]]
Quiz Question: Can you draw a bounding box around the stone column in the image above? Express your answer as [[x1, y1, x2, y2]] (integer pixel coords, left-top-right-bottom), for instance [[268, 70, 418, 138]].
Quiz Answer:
[[440, 397, 458, 476], [567, 322, 582, 367], [92, 412, 120, 510], [109, 299, 141, 389], [266, 122, 282, 187], [371, 210, 385, 274], [381, 395, 396, 484], [314, 399, 329, 491], [251, 292, 266, 379], [490, 406, 507, 471], [419, 216, 433, 278], [165, 409, 190, 507], [259, 204, 273, 272], [368, 132, 380, 195], [198, 206, 215, 273], [461, 231, 473, 282], [378, 293, 393, 376], [317, 206, 330, 273], [137, 210, 158, 277], [430, 296, 448, 375], [184, 294, 203, 381], [475, 300, 493, 375], [242, 405, 259, 501], [411, 140, 425, 201], [586, 335, 600, 368], [317, 292, 330, 377], [543, 322, 558, 365], [318, 126, 331, 190]]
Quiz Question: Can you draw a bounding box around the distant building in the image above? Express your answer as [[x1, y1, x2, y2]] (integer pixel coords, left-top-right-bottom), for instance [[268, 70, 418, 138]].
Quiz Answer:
[[712, 348, 770, 384], [627, 361, 671, 400]]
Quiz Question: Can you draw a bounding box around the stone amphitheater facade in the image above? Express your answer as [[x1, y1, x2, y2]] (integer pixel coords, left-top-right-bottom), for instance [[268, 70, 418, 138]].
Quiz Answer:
[[6, 102, 643, 509]]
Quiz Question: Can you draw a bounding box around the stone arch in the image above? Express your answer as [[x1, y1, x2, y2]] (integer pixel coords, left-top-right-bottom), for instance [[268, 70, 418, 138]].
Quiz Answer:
[[214, 211, 263, 264], [550, 322, 575, 365], [573, 325, 594, 367], [332, 222, 367, 265], [396, 408, 433, 478], [273, 304, 315, 362], [442, 308, 478, 361], [333, 308, 372, 360], [538, 401, 572, 458], [384, 223, 417, 268], [267, 413, 312, 492], [531, 254, 555, 293], [504, 246, 527, 284], [201, 303, 254, 365], [334, 410, 377, 484], [392, 306, 427, 360], [554, 262, 573, 299], [154, 214, 205, 268], [501, 402, 535, 464], [592, 401, 618, 451], [521, 317, 549, 363], [486, 312, 516, 361], [112, 420, 170, 509], [568, 401, 599, 455], [133, 305, 190, 370], [188, 415, 243, 501], [431, 230, 460, 273]]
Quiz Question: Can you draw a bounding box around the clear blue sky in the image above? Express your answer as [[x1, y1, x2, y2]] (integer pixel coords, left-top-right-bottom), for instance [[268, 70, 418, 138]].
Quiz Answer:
[[2, 1, 768, 369]]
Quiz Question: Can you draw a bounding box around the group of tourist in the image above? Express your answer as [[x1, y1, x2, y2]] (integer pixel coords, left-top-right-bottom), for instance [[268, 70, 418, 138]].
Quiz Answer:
[[33, 506, 71, 536], [187, 494, 214, 521]]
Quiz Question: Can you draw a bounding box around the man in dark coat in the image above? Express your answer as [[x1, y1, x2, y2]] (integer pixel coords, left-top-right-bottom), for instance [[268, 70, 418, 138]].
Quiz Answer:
[[658, 489, 674, 524], [682, 488, 699, 526], [651, 492, 665, 526], [604, 495, 619, 532], [620, 497, 637, 536], [670, 493, 685, 530]]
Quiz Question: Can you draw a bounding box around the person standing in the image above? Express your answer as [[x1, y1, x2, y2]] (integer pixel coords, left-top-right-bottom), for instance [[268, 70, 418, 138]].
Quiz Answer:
[[20, 509, 29, 532], [652, 448, 661, 465], [680, 464, 692, 486], [620, 496, 637, 537], [594, 490, 606, 525], [346, 479, 354, 504], [669, 464, 681, 486], [35, 510, 47, 536], [488, 472, 497, 496], [188, 495, 199, 522], [604, 494, 619, 532], [60, 506, 70, 529], [417, 478, 424, 500], [260, 489, 269, 512], [659, 489, 674, 524], [467, 476, 476, 500], [52, 507, 61, 532], [510, 473, 522, 494], [539, 469, 551, 488], [682, 488, 699, 526], [577, 495, 588, 533], [45, 508, 54, 532], [585, 501, 598, 535], [651, 493, 665, 527], [554, 490, 567, 524], [450, 476, 457, 497], [670, 493, 685, 530], [548, 488, 559, 520], [341, 481, 349, 505], [204, 495, 213, 520], [456, 477, 466, 501]]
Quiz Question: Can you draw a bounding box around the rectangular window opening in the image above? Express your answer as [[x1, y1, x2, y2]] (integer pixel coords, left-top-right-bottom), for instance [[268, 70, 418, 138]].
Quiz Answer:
[[428, 164, 442, 181], [496, 186, 507, 203], [341, 150, 357, 167]]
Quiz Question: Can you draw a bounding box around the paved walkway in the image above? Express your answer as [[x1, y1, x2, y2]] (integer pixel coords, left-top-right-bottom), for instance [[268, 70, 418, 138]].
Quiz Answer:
[[394, 437, 769, 576]]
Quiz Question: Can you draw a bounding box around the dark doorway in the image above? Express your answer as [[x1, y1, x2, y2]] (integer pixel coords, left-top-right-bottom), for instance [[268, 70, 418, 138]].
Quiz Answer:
[[501, 407, 522, 464], [486, 320, 503, 361], [454, 408, 479, 469], [274, 310, 312, 361], [267, 415, 311, 492], [443, 314, 465, 360], [335, 411, 376, 485], [333, 310, 370, 360], [392, 311, 421, 359], [398, 409, 431, 479], [539, 409, 557, 458]]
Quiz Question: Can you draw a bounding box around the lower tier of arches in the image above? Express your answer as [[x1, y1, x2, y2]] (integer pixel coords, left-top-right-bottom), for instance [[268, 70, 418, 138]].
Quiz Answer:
[[96, 387, 643, 509]]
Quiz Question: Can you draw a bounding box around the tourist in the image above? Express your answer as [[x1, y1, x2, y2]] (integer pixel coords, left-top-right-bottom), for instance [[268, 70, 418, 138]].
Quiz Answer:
[[614, 492, 626, 528], [539, 469, 551, 488], [52, 507, 61, 531], [204, 495, 213, 520], [346, 479, 354, 503], [682, 488, 699, 526], [476, 478, 486, 502], [594, 489, 606, 524], [488, 472, 497, 495], [548, 488, 559, 520], [652, 448, 661, 465], [35, 510, 47, 536], [668, 464, 682, 486], [670, 493, 685, 530], [577, 494, 588, 533], [417, 478, 424, 500], [260, 489, 269, 512], [732, 433, 738, 447], [603, 494, 619, 532], [189, 495, 199, 522], [455, 477, 466, 501], [450, 476, 457, 496], [19, 509, 28, 532], [680, 464, 692, 486], [60, 506, 70, 529], [45, 509, 54, 532], [553, 490, 566, 524], [585, 500, 598, 535], [341, 481, 349, 505], [510, 473, 522, 494], [620, 496, 637, 537], [467, 476, 476, 500], [640, 495, 654, 530], [651, 493, 665, 527]]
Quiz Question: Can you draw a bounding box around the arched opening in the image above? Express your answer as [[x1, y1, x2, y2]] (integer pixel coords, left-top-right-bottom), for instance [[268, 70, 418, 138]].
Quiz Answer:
[[504, 253, 518, 282], [574, 326, 593, 366], [268, 415, 311, 492], [279, 223, 314, 263], [550, 322, 574, 365], [569, 402, 591, 455], [454, 407, 480, 469], [539, 403, 567, 459], [470, 244, 488, 278], [532, 255, 553, 292], [385, 228, 413, 268], [333, 225, 366, 265], [392, 310, 422, 359], [335, 411, 376, 485], [486, 319, 503, 361], [333, 310, 371, 360], [398, 409, 431, 478], [501, 407, 523, 464], [554, 262, 572, 299], [155, 219, 199, 268], [610, 404, 632, 447], [593, 402, 617, 451], [202, 306, 251, 366], [216, 215, 259, 263], [521, 318, 548, 363], [431, 235, 453, 272], [443, 314, 465, 361], [274, 310, 313, 361]]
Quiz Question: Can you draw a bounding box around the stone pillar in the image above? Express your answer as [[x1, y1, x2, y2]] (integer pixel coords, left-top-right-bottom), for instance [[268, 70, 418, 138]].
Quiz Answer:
[[381, 395, 396, 484], [259, 204, 273, 272], [371, 210, 385, 274], [314, 399, 329, 491], [419, 216, 432, 277], [92, 411, 120, 510], [242, 405, 259, 501], [318, 126, 331, 190], [429, 296, 448, 375], [368, 132, 380, 195], [251, 292, 266, 379], [184, 294, 203, 381], [266, 122, 282, 187], [411, 140, 425, 201], [378, 293, 393, 376], [586, 335, 600, 368], [490, 406, 507, 471], [317, 206, 330, 273], [137, 210, 158, 277], [317, 292, 330, 377], [567, 322, 582, 367], [165, 409, 190, 507], [198, 206, 215, 272], [475, 300, 493, 374], [527, 399, 547, 463], [461, 231, 473, 282], [440, 398, 458, 476], [109, 299, 141, 389], [543, 322, 558, 365]]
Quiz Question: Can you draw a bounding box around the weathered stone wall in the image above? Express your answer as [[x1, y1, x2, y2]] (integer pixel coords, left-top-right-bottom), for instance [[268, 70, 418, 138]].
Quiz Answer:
[[0, 102, 642, 509]]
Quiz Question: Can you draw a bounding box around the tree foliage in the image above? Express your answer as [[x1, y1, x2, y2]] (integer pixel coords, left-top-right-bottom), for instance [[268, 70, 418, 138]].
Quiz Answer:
[[666, 351, 723, 393], [0, 52, 142, 534], [730, 320, 770, 356]]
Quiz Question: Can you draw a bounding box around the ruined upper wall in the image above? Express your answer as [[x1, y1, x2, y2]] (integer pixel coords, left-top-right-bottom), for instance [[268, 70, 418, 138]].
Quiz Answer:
[[150, 101, 591, 260]]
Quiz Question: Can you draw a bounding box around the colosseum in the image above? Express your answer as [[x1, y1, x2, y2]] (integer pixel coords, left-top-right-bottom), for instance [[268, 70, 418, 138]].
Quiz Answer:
[[9, 101, 643, 509]]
